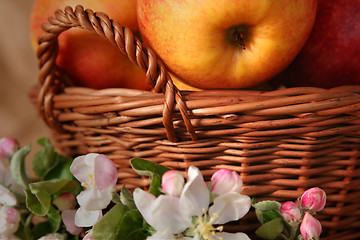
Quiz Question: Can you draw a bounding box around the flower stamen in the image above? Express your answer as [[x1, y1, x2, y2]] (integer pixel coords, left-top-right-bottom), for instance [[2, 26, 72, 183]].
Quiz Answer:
[[193, 211, 224, 240], [81, 174, 96, 188]]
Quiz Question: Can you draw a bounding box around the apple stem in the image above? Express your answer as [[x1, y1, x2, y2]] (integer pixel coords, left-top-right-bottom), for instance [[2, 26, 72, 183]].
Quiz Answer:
[[233, 31, 247, 50]]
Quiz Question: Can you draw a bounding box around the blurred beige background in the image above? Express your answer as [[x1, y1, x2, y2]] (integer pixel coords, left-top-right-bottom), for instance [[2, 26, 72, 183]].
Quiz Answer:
[[0, 0, 50, 149]]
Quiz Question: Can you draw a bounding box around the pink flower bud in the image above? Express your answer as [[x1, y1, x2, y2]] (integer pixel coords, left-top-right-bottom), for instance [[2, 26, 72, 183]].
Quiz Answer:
[[161, 170, 185, 197], [0, 206, 20, 236], [300, 212, 322, 240], [53, 192, 77, 211], [0, 138, 19, 159], [61, 209, 83, 235], [211, 169, 243, 195], [300, 187, 326, 212], [280, 201, 301, 223]]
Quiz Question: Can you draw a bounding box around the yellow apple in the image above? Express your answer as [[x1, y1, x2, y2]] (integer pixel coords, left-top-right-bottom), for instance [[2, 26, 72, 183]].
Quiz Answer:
[[137, 0, 317, 89], [171, 74, 201, 91], [30, 0, 150, 90]]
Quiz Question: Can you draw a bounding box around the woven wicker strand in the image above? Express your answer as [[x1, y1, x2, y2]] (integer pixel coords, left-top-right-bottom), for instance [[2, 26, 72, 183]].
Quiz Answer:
[[31, 5, 360, 239], [36, 5, 196, 142]]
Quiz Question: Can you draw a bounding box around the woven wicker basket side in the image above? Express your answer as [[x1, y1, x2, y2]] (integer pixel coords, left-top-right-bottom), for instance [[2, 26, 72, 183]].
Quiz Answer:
[[32, 5, 360, 239]]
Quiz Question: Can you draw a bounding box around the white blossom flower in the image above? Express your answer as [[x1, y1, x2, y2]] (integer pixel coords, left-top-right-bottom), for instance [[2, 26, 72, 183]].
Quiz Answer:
[[134, 166, 251, 240], [70, 153, 118, 227], [0, 184, 17, 207], [0, 156, 24, 198]]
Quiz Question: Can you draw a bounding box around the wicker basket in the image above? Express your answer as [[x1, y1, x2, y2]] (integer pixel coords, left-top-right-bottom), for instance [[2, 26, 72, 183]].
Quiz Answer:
[[31, 5, 360, 239]]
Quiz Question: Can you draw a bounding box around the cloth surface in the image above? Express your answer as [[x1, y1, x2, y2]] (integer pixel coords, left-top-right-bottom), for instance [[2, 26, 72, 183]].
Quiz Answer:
[[0, 0, 49, 168], [0, 0, 49, 145]]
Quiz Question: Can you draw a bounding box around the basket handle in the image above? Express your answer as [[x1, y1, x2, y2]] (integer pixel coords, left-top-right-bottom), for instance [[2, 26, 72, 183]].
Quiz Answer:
[[36, 5, 196, 142]]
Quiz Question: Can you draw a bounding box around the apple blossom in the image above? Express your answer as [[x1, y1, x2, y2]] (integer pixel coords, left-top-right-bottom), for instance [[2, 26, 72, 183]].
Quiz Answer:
[[0, 184, 17, 207], [280, 201, 301, 223], [0, 138, 19, 160], [300, 212, 322, 240], [61, 209, 83, 235], [0, 205, 20, 238], [300, 187, 326, 212], [75, 206, 103, 227], [0, 153, 24, 196], [162, 170, 185, 197], [134, 166, 251, 240], [70, 153, 118, 227], [210, 169, 243, 195]]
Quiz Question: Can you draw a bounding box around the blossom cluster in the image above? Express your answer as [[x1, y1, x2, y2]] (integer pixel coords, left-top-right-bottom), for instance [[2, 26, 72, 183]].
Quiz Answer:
[[0, 137, 328, 240], [134, 167, 252, 240], [280, 187, 326, 240], [0, 138, 22, 240]]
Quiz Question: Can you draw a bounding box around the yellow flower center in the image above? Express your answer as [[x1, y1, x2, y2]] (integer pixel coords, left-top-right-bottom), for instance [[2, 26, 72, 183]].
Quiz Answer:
[[81, 173, 97, 188], [193, 209, 224, 240]]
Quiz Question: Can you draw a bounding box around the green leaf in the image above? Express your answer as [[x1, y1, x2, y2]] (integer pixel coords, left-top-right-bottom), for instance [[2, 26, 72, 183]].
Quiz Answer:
[[26, 179, 79, 216], [23, 213, 34, 240], [253, 200, 281, 212], [91, 203, 130, 240], [149, 174, 162, 197], [33, 138, 57, 179], [263, 210, 282, 223], [43, 154, 77, 180], [10, 145, 31, 188], [30, 179, 79, 196], [25, 188, 48, 216], [130, 158, 170, 196], [253, 200, 281, 224], [32, 221, 52, 239], [255, 218, 284, 240], [130, 158, 170, 178], [120, 186, 136, 209], [47, 206, 62, 233], [116, 209, 150, 240], [15, 213, 33, 240]]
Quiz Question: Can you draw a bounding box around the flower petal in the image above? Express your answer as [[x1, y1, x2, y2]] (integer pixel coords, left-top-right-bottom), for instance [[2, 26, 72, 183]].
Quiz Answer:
[[70, 154, 97, 184], [94, 154, 118, 190], [76, 187, 113, 211], [215, 232, 251, 240], [134, 188, 191, 234], [61, 210, 83, 235], [0, 206, 20, 235], [74, 207, 102, 227], [133, 188, 156, 223], [209, 192, 251, 225], [0, 184, 17, 206], [180, 166, 210, 218]]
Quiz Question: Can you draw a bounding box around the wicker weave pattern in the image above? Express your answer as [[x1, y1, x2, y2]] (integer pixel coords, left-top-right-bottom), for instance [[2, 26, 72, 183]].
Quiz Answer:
[[32, 5, 360, 239]]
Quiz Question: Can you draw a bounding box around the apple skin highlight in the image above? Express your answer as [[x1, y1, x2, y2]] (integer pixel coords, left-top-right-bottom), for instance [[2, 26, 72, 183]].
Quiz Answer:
[[137, 0, 317, 89]]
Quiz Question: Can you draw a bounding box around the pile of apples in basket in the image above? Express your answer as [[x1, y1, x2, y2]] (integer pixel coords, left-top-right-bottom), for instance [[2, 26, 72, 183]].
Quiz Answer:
[[30, 0, 359, 92]]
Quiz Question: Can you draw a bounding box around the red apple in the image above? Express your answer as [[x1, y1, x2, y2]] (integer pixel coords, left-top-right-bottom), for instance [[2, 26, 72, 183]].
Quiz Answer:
[[137, 0, 317, 89], [272, 0, 360, 89], [30, 0, 150, 90]]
